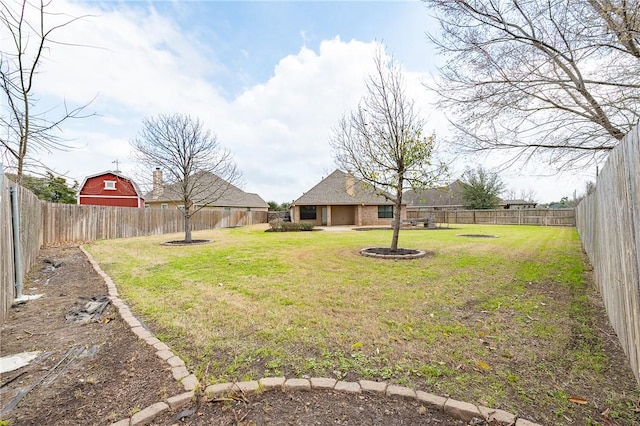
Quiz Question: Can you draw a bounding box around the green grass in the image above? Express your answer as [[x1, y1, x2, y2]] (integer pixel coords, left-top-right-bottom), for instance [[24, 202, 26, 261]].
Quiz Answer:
[[86, 224, 639, 425]]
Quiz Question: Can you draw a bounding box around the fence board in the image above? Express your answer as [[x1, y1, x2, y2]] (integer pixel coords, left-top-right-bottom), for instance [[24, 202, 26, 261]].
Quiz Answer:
[[576, 124, 640, 385]]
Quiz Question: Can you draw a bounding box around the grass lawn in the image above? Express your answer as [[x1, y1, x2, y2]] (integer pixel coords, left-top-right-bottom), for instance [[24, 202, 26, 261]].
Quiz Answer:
[[86, 224, 639, 425]]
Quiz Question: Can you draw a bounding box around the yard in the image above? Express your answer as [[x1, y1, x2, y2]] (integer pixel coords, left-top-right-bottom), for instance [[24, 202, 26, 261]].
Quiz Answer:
[[86, 224, 639, 425]]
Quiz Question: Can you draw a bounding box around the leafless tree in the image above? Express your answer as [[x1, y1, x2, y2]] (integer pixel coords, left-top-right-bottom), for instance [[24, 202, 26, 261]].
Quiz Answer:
[[131, 113, 242, 243], [1, 0, 94, 182], [503, 187, 538, 203], [424, 0, 640, 171], [330, 47, 445, 251]]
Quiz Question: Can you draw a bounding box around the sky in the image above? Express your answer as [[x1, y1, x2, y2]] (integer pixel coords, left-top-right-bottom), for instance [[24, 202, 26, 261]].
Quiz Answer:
[[2, 0, 597, 204]]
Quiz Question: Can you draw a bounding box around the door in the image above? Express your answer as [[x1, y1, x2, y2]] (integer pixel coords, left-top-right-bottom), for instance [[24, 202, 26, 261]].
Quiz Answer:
[[321, 207, 327, 226]]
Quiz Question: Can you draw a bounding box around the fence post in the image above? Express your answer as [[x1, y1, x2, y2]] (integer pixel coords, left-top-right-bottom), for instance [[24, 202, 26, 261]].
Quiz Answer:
[[9, 186, 23, 299]]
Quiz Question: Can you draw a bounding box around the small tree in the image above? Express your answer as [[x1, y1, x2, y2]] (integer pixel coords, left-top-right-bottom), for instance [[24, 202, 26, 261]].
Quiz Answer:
[[460, 166, 505, 209], [267, 201, 279, 211], [8, 172, 78, 203], [131, 113, 241, 242], [331, 47, 445, 251], [1, 0, 93, 181]]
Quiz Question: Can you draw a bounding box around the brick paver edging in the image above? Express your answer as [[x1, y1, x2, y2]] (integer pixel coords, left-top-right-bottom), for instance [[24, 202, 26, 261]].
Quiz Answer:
[[80, 246, 542, 426]]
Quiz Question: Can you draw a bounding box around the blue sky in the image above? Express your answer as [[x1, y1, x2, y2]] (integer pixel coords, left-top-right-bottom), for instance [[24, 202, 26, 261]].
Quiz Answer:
[[3, 0, 594, 203]]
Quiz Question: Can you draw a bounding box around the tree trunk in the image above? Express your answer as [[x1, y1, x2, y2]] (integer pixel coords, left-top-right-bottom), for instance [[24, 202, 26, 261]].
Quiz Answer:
[[390, 184, 403, 251], [184, 210, 192, 242], [390, 201, 401, 251]]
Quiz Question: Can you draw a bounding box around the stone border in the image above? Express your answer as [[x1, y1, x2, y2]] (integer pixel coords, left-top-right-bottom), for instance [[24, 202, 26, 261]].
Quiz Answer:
[[160, 239, 212, 246], [80, 246, 541, 426], [359, 247, 429, 260]]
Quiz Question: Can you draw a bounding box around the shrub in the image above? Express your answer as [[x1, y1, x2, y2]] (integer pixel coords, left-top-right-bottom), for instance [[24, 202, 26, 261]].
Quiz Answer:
[[299, 222, 315, 231], [268, 219, 314, 232]]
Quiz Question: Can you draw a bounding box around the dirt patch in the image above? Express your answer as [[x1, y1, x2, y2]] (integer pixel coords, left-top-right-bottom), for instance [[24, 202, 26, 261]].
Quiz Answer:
[[0, 246, 183, 425], [457, 234, 497, 238], [153, 389, 468, 425]]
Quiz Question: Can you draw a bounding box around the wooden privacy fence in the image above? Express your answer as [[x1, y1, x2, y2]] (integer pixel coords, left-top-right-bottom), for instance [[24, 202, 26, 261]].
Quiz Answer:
[[575, 124, 640, 385], [407, 208, 575, 226], [41, 204, 267, 245], [0, 180, 268, 319], [1, 178, 43, 319]]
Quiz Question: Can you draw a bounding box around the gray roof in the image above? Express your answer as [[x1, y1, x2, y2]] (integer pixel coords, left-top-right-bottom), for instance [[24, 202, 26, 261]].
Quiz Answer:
[[293, 170, 395, 206], [144, 171, 268, 208], [404, 180, 466, 207]]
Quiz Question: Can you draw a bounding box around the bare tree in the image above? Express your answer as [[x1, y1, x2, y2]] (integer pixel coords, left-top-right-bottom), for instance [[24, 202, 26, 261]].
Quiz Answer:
[[330, 47, 445, 251], [424, 0, 640, 171], [503, 187, 538, 203], [1, 0, 94, 182], [131, 113, 241, 243]]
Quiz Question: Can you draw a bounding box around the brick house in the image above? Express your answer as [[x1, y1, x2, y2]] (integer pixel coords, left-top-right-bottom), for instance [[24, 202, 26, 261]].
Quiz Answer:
[[405, 180, 537, 212], [143, 168, 268, 212], [290, 170, 406, 226], [78, 171, 145, 208]]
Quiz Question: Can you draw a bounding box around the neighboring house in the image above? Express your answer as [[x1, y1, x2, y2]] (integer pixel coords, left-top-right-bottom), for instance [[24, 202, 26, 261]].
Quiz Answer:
[[500, 199, 537, 209], [78, 171, 145, 208], [405, 180, 537, 212], [404, 180, 467, 211], [290, 169, 406, 226], [143, 168, 268, 212]]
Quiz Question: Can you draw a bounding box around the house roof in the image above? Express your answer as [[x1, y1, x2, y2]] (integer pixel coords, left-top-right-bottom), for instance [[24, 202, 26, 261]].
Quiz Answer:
[[404, 180, 466, 207], [143, 171, 268, 208], [501, 199, 537, 207], [79, 170, 145, 199], [292, 170, 396, 206]]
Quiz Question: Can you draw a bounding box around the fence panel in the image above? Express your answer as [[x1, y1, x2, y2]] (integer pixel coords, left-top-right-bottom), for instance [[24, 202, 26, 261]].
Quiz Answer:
[[407, 208, 575, 226], [40, 204, 267, 246], [0, 173, 13, 319], [576, 125, 640, 385], [0, 178, 43, 319]]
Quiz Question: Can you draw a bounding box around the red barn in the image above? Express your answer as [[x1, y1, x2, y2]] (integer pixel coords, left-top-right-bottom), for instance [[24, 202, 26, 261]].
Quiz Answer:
[[78, 171, 145, 208]]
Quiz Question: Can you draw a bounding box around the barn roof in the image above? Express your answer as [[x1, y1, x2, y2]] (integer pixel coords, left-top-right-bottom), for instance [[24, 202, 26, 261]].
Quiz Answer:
[[79, 171, 145, 199]]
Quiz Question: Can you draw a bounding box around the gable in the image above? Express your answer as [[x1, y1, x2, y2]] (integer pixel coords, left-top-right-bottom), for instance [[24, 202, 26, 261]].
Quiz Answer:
[[79, 172, 144, 199], [293, 170, 395, 205]]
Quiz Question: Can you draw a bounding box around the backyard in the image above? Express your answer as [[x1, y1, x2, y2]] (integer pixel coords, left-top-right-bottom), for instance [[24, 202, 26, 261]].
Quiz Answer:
[[86, 224, 639, 425]]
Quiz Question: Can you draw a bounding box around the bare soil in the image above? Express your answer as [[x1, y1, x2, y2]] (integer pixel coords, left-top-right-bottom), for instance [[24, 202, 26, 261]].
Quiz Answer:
[[0, 246, 475, 425]]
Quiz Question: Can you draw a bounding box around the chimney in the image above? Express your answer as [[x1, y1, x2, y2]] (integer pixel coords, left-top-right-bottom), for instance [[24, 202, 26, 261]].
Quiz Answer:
[[152, 167, 163, 197], [345, 173, 355, 196]]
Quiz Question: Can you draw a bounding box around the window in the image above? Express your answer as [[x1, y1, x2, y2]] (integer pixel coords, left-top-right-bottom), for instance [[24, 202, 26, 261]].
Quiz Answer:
[[300, 206, 316, 220], [177, 205, 185, 211], [104, 181, 116, 190], [161, 203, 168, 210], [378, 205, 393, 219]]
